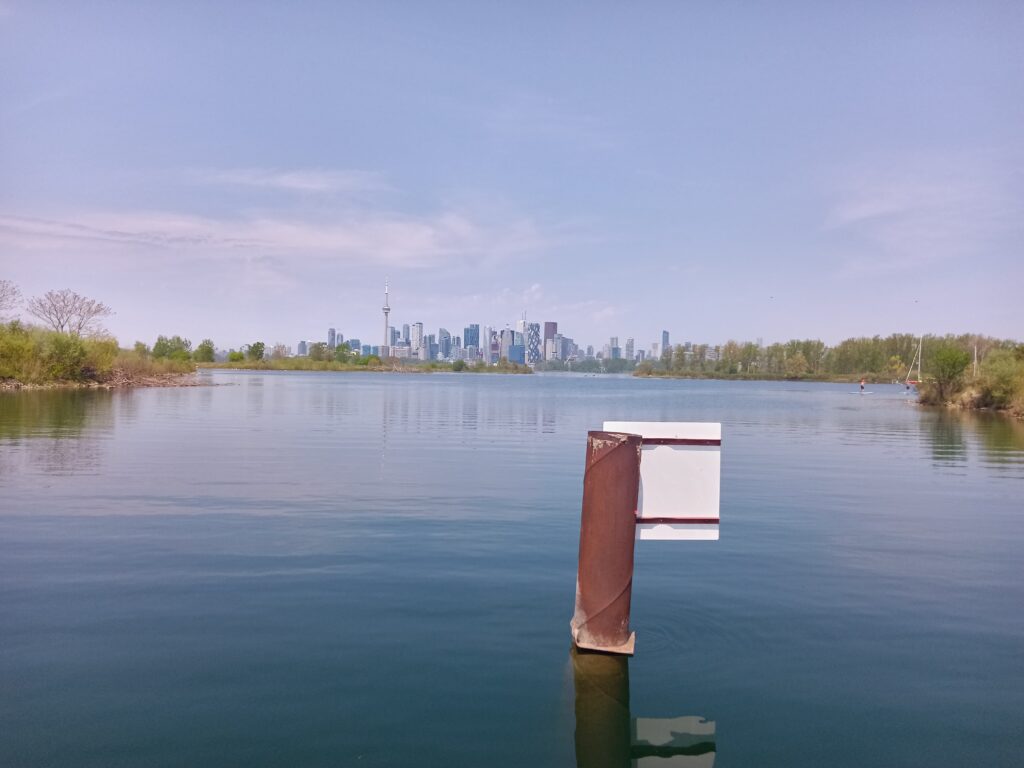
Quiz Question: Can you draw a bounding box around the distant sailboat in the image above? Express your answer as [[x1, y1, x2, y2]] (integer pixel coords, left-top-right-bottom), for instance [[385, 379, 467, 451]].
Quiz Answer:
[[905, 337, 923, 390]]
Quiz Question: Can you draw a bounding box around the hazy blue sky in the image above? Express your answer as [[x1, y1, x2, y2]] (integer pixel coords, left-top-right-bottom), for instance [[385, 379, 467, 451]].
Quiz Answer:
[[2, 1, 1022, 351]]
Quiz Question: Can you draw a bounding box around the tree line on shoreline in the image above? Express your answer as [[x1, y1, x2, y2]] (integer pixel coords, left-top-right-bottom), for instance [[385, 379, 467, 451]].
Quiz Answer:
[[1, 281, 1019, 410]]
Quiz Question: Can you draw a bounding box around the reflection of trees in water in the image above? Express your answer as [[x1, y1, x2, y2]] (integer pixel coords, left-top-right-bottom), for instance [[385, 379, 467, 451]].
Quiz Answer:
[[0, 390, 113, 438], [960, 411, 1024, 471], [0, 390, 113, 476], [923, 409, 1024, 473], [926, 411, 967, 467]]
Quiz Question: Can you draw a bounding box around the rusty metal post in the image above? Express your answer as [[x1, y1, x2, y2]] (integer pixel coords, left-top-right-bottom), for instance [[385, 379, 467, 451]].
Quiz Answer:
[[570, 430, 642, 655]]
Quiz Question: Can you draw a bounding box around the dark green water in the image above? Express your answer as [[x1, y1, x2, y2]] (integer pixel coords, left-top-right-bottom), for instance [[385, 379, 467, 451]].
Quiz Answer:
[[2, 371, 1022, 767]]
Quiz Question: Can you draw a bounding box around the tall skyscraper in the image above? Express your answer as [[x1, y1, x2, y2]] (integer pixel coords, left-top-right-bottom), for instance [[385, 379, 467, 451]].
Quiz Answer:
[[526, 323, 541, 365], [381, 279, 390, 357], [499, 328, 514, 361], [438, 328, 451, 359], [625, 338, 634, 360], [410, 322, 424, 358], [327, 328, 336, 349], [482, 325, 493, 363], [662, 330, 670, 352], [464, 324, 479, 349], [402, 324, 410, 343], [544, 321, 558, 342]]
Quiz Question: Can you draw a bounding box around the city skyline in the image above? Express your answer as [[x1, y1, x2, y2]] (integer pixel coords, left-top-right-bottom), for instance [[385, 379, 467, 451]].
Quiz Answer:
[[2, 3, 1021, 348]]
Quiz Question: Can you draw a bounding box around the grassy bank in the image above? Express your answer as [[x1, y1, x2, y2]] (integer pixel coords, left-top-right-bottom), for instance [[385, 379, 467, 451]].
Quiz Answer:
[[0, 321, 195, 388]]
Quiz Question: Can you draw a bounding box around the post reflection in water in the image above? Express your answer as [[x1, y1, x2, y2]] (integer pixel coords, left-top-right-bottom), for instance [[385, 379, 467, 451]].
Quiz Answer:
[[572, 647, 716, 768]]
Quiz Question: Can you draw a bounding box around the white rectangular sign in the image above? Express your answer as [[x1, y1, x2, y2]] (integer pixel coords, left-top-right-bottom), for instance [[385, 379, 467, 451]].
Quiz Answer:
[[603, 421, 721, 541]]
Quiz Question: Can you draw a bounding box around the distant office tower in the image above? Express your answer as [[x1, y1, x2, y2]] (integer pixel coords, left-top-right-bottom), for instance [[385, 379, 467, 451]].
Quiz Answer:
[[410, 322, 424, 358], [554, 333, 566, 361], [508, 344, 526, 365], [526, 323, 541, 365], [515, 317, 527, 336], [544, 321, 557, 342], [662, 330, 670, 351], [482, 326, 493, 363], [347, 338, 360, 351], [438, 328, 451, 359], [464, 324, 479, 349], [361, 345, 371, 356], [625, 338, 634, 360], [499, 328, 514, 361], [586, 345, 594, 358], [327, 328, 336, 349], [381, 279, 390, 357], [402, 324, 410, 343], [389, 327, 399, 346], [298, 340, 308, 356], [651, 342, 660, 359]]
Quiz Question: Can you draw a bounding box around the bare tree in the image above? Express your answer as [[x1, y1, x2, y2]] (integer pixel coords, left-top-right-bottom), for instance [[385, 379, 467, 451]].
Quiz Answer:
[[0, 279, 20, 319], [27, 289, 113, 335]]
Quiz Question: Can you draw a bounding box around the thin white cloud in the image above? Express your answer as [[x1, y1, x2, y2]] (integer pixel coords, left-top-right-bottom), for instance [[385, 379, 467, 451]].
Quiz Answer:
[[189, 167, 391, 195], [0, 207, 555, 269], [822, 154, 1023, 277]]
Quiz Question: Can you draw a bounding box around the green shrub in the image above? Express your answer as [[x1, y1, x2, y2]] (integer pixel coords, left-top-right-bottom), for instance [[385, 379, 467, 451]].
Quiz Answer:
[[0, 322, 36, 380], [82, 337, 120, 379], [976, 350, 1024, 409], [41, 332, 87, 381]]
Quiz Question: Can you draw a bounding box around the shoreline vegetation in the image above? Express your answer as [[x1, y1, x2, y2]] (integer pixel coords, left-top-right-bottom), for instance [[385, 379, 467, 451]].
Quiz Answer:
[[0, 282, 1019, 417], [0, 322, 198, 391], [631, 333, 1023, 419]]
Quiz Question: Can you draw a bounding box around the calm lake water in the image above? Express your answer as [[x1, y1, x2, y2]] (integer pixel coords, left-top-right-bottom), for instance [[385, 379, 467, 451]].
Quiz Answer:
[[2, 371, 1023, 767]]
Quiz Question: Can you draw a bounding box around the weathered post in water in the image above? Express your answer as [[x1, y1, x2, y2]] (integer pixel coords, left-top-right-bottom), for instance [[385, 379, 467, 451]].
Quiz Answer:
[[570, 422, 722, 656], [570, 431, 644, 654]]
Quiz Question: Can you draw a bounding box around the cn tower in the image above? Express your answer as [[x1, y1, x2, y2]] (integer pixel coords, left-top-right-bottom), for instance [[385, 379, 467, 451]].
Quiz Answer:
[[382, 278, 390, 356]]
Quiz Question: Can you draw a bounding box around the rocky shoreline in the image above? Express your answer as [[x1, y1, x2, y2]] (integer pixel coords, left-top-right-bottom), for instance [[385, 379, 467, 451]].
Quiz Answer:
[[0, 371, 205, 392]]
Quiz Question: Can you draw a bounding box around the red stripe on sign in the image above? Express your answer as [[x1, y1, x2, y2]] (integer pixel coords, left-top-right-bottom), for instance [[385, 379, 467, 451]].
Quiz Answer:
[[636, 517, 720, 525], [641, 437, 721, 446]]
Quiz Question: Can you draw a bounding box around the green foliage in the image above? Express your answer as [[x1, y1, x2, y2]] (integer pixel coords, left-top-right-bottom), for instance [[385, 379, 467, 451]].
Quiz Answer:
[[930, 345, 971, 401], [0, 322, 188, 384], [82, 337, 119, 378], [194, 339, 215, 363], [40, 332, 87, 380], [975, 350, 1024, 409], [572, 358, 601, 373], [785, 351, 808, 378], [133, 341, 150, 358], [307, 342, 328, 361], [0, 322, 38, 381], [452, 359, 466, 371], [246, 341, 265, 361], [333, 343, 352, 363], [227, 350, 245, 362], [152, 335, 192, 361], [603, 357, 634, 374]]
